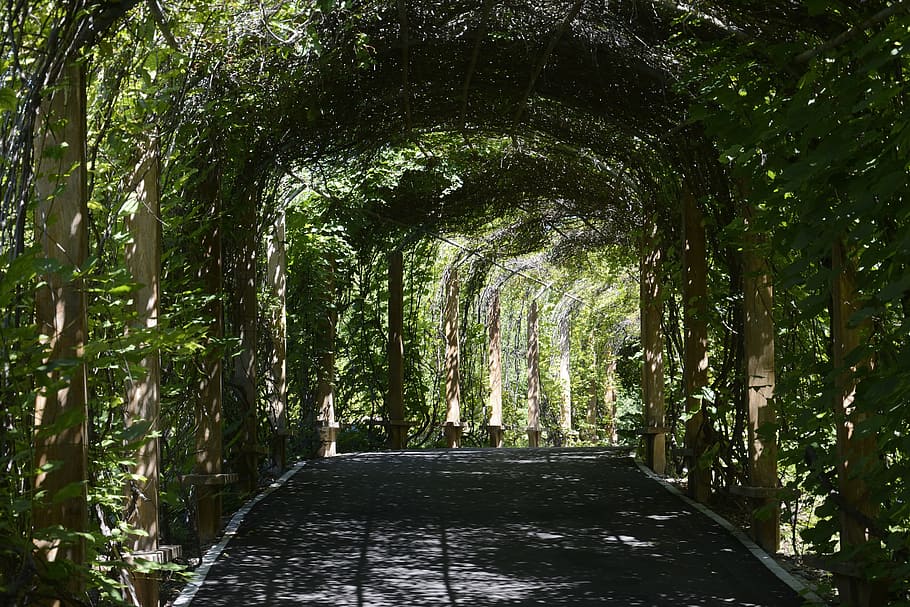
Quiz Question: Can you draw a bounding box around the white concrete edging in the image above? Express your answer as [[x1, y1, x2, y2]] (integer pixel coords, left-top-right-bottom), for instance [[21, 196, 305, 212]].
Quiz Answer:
[[633, 458, 827, 606]]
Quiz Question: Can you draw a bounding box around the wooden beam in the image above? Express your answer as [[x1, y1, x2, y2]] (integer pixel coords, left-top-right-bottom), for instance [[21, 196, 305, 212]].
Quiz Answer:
[[742, 202, 779, 553], [444, 268, 462, 448], [640, 214, 666, 474], [231, 194, 259, 492], [33, 61, 90, 599], [831, 238, 884, 607], [558, 319, 573, 436], [194, 154, 223, 545], [317, 262, 338, 457], [266, 213, 288, 471], [527, 299, 541, 447], [123, 136, 162, 607], [682, 187, 711, 503], [487, 290, 504, 448], [388, 250, 407, 449]]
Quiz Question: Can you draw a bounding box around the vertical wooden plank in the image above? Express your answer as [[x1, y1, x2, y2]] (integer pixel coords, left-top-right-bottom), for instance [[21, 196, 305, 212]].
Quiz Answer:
[[33, 61, 90, 598], [558, 326, 573, 435], [194, 156, 223, 545], [831, 238, 882, 607], [443, 268, 462, 447], [317, 262, 338, 457], [641, 215, 666, 474], [388, 250, 408, 449], [605, 356, 618, 444], [487, 290, 504, 447], [526, 300, 541, 447], [232, 196, 258, 492], [123, 138, 161, 607], [742, 203, 779, 553], [266, 213, 288, 471], [682, 188, 711, 502]]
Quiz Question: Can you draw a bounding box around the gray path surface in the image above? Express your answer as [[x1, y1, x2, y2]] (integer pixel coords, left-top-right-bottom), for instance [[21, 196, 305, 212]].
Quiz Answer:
[[187, 448, 809, 606]]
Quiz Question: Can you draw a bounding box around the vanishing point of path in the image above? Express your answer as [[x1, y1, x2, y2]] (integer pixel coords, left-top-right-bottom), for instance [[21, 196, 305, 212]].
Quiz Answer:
[[186, 448, 808, 606]]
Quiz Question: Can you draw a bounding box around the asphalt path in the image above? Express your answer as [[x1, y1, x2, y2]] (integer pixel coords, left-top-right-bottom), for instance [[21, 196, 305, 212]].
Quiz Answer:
[[186, 447, 810, 606]]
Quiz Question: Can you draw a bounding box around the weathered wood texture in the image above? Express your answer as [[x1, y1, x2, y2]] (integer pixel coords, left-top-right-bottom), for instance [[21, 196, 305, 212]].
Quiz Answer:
[[682, 189, 711, 503], [124, 138, 162, 607], [444, 268, 462, 447], [388, 250, 408, 449], [266, 213, 288, 470], [558, 323, 573, 434], [526, 300, 541, 447], [487, 290, 504, 447], [742, 203, 779, 553], [317, 262, 338, 457], [194, 155, 224, 545], [231, 195, 259, 492], [831, 239, 883, 607], [640, 216, 666, 474], [33, 62, 90, 598]]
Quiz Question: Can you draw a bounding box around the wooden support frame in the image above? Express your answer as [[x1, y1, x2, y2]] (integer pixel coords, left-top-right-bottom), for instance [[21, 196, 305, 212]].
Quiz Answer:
[[33, 61, 90, 597], [487, 290, 504, 448], [682, 187, 711, 503], [194, 153, 224, 546], [388, 250, 408, 449], [640, 214, 666, 475], [123, 136, 162, 607], [444, 268, 462, 448], [266, 212, 288, 471], [527, 299, 541, 448], [742, 200, 779, 553]]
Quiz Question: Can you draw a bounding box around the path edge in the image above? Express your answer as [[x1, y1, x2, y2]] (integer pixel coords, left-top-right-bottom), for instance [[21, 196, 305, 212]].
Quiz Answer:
[[633, 458, 827, 607], [171, 460, 308, 606]]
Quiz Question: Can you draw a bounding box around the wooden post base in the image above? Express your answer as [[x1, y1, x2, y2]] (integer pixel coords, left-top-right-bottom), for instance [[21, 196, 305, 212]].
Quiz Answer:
[[181, 474, 239, 545], [388, 420, 410, 450], [684, 412, 711, 503], [729, 485, 785, 553], [271, 431, 288, 473], [443, 422, 462, 448], [527, 427, 541, 448], [487, 425, 504, 448], [640, 427, 668, 475], [317, 422, 340, 457]]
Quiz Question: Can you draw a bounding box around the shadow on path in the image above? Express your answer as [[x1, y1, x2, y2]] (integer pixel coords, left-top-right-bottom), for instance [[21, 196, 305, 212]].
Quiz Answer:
[[188, 448, 807, 606]]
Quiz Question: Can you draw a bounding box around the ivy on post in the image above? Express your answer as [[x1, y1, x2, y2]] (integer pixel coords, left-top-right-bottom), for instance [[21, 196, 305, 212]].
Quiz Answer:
[[387, 249, 409, 449], [487, 290, 504, 448], [682, 186, 711, 503], [526, 299, 541, 448], [443, 267, 462, 448], [32, 60, 90, 601], [266, 212, 289, 471], [640, 212, 666, 475]]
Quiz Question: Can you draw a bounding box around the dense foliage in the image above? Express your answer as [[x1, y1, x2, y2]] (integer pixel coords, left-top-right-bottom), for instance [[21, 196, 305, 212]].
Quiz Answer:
[[0, 1, 908, 605]]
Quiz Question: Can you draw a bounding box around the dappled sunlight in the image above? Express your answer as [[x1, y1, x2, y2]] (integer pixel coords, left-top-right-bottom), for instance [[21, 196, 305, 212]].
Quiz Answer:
[[188, 448, 804, 606]]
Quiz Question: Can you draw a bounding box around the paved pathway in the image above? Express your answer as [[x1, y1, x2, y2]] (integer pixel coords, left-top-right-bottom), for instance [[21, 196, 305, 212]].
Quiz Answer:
[[186, 448, 809, 606]]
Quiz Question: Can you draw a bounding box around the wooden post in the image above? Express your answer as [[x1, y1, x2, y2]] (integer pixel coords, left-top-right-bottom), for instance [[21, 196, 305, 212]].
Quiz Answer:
[[487, 290, 504, 448], [123, 138, 161, 607], [527, 300, 542, 447], [682, 188, 711, 503], [231, 196, 259, 493], [831, 238, 883, 607], [194, 157, 224, 545], [558, 322, 573, 439], [317, 262, 339, 457], [742, 203, 779, 553], [388, 250, 409, 449], [33, 61, 90, 599], [266, 213, 288, 471], [585, 346, 597, 441], [443, 268, 462, 447], [605, 357, 618, 444], [641, 215, 666, 474]]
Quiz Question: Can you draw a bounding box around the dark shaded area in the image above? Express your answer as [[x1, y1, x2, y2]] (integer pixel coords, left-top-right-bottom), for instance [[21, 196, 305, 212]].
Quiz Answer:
[[189, 448, 807, 606]]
